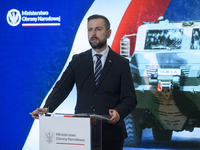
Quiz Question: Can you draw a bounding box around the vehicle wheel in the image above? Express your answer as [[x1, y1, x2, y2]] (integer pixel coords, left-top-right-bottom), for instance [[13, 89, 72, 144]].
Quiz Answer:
[[124, 113, 142, 147], [152, 125, 172, 141]]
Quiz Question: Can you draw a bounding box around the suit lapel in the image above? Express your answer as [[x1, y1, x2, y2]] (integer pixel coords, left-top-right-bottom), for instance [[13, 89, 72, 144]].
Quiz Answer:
[[84, 50, 93, 73], [83, 49, 96, 87]]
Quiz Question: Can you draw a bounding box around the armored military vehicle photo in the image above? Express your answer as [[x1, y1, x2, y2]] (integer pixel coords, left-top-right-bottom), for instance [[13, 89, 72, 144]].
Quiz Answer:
[[122, 17, 200, 147]]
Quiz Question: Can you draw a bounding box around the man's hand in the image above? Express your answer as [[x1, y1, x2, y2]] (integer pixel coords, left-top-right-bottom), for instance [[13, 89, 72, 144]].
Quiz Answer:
[[31, 108, 47, 119], [108, 109, 120, 124]]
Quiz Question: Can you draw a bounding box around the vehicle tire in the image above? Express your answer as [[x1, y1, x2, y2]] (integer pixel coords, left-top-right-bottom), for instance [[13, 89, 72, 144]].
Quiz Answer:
[[124, 113, 142, 147], [152, 126, 172, 141]]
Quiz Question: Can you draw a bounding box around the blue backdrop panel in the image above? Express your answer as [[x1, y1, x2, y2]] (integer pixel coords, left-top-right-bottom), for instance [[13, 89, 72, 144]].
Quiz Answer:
[[0, 0, 94, 149], [1, 0, 200, 150], [164, 0, 200, 21]]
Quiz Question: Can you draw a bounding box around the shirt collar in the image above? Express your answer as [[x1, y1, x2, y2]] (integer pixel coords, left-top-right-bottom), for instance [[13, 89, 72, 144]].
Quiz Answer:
[[92, 46, 109, 58]]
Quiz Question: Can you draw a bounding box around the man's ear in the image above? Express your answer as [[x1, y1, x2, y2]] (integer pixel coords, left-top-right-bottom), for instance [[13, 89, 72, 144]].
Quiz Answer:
[[107, 29, 111, 39]]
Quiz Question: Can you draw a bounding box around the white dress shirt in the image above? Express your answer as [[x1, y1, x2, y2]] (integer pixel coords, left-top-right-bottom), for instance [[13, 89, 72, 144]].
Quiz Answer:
[[92, 46, 109, 72]]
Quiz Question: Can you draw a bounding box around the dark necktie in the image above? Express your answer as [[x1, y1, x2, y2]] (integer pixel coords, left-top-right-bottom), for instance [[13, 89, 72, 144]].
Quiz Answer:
[[94, 54, 102, 86]]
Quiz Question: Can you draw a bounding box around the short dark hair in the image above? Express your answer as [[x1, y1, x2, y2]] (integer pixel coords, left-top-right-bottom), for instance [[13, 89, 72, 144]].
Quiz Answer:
[[87, 14, 110, 30]]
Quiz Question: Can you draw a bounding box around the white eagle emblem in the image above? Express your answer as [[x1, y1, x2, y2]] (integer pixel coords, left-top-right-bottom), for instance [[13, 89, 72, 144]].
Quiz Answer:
[[7, 9, 21, 26]]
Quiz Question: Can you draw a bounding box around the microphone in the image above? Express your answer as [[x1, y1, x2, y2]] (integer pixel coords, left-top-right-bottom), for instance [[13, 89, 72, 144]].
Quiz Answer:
[[44, 52, 84, 112], [91, 106, 95, 114]]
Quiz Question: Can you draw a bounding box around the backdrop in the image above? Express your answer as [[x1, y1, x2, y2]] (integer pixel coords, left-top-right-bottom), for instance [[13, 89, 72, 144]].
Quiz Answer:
[[1, 0, 200, 150]]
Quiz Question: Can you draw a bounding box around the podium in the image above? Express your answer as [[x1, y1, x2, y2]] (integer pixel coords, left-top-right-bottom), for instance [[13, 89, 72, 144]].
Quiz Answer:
[[39, 113, 110, 150]]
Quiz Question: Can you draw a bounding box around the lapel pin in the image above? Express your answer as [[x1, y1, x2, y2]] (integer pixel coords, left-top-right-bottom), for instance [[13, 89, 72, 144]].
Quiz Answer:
[[109, 60, 111, 63]]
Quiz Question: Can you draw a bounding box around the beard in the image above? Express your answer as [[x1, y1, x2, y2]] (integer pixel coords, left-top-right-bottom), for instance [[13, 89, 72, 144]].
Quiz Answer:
[[89, 37, 107, 49]]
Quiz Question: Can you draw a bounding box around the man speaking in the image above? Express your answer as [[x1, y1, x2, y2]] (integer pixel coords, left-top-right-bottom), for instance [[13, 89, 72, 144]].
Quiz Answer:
[[32, 14, 137, 150]]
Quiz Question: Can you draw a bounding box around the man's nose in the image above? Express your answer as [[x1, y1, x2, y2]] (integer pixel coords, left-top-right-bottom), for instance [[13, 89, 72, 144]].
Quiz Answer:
[[91, 30, 97, 36]]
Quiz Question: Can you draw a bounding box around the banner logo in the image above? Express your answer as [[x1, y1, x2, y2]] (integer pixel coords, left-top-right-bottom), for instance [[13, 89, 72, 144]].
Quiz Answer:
[[7, 9, 21, 26], [6, 9, 61, 27], [45, 131, 54, 143]]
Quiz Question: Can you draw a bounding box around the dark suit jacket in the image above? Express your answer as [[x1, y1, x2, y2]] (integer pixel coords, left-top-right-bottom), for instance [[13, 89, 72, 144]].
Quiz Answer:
[[44, 47, 137, 141]]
